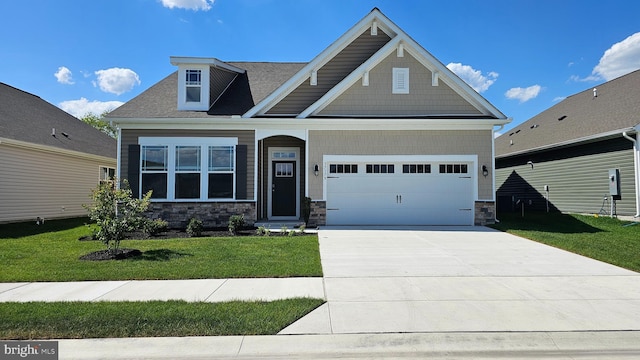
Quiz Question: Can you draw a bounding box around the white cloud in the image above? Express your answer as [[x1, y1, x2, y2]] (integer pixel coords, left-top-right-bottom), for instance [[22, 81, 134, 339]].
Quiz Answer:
[[446, 63, 498, 93], [553, 96, 566, 102], [505, 85, 542, 103], [93, 68, 140, 95], [58, 98, 124, 118], [592, 32, 640, 81], [54, 66, 74, 85], [160, 0, 214, 11]]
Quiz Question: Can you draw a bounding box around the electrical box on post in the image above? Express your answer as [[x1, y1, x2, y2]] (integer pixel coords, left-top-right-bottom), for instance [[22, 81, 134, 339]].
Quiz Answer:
[[609, 169, 621, 200]]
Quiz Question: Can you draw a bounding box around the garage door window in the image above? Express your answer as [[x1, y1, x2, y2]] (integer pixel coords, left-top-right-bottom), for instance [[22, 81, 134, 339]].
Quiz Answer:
[[439, 164, 468, 174], [329, 164, 358, 174], [366, 164, 394, 174], [402, 164, 431, 174]]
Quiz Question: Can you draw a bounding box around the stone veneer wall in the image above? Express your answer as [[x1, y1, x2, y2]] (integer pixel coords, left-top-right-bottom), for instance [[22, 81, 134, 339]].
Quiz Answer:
[[474, 201, 495, 225], [308, 201, 326, 227], [146, 202, 256, 229]]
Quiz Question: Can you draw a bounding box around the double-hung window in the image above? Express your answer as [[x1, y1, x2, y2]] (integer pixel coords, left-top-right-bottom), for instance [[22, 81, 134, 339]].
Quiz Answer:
[[139, 138, 237, 201], [185, 69, 201, 102], [141, 146, 168, 199]]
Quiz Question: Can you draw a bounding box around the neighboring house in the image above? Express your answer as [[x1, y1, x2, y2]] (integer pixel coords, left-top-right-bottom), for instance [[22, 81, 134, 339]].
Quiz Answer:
[[495, 70, 640, 217], [0, 83, 117, 223], [107, 8, 509, 228]]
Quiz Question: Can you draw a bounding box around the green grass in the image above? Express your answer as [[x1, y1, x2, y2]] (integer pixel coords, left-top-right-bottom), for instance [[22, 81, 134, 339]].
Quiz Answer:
[[0, 298, 325, 339], [491, 212, 640, 272], [0, 218, 322, 282]]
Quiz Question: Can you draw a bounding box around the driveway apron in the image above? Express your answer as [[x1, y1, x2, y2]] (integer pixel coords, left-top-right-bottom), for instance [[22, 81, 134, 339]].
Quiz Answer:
[[281, 226, 640, 334]]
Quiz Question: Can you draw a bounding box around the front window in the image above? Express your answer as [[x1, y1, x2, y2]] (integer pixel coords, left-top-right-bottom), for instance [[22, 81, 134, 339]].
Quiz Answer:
[[185, 69, 201, 102], [141, 146, 168, 198], [139, 138, 237, 201]]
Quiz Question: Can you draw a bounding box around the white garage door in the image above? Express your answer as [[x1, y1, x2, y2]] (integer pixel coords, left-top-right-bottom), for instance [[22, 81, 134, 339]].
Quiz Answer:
[[326, 161, 474, 225]]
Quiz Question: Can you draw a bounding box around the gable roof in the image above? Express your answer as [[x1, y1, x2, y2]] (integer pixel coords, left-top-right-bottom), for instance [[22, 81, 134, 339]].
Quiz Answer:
[[0, 82, 116, 158], [495, 69, 640, 158], [107, 62, 305, 119], [244, 8, 506, 120]]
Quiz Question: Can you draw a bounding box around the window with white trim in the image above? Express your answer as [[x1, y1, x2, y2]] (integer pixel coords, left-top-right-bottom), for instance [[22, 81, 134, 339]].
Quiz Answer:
[[139, 138, 237, 201], [185, 69, 201, 102], [99, 166, 115, 182], [392, 68, 409, 94]]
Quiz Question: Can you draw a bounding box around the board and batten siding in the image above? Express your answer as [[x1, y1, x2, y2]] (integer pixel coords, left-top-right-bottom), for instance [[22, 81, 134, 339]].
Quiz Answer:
[[267, 29, 391, 115], [308, 130, 493, 200], [0, 144, 115, 223], [120, 129, 255, 200], [319, 52, 482, 116], [496, 140, 637, 216]]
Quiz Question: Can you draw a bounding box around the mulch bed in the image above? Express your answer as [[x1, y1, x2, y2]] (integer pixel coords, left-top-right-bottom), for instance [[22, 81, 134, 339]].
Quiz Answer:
[[79, 248, 142, 261]]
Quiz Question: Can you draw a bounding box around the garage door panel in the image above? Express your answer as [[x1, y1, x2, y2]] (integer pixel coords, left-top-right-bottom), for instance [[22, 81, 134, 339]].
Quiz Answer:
[[325, 161, 474, 226]]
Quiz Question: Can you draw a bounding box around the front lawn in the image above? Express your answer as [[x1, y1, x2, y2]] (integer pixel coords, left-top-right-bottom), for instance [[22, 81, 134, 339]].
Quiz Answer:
[[491, 212, 640, 272], [0, 218, 323, 282], [0, 298, 324, 339]]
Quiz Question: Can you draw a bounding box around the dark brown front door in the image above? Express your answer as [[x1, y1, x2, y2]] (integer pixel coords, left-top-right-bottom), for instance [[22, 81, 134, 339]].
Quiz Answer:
[[272, 161, 296, 216]]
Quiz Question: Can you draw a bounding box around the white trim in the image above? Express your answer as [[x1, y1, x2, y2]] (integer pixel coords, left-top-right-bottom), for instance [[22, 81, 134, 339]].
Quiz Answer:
[[115, 117, 506, 131], [170, 56, 245, 74], [267, 147, 300, 220], [116, 127, 122, 186], [176, 66, 210, 111], [255, 129, 306, 141]]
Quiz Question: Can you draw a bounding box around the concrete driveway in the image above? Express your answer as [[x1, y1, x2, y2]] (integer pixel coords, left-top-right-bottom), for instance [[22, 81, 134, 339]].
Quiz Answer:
[[281, 226, 640, 334]]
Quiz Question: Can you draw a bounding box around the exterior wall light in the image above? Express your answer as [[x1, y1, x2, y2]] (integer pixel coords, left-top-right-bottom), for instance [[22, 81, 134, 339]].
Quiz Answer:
[[314, 164, 319, 177], [482, 165, 489, 177]]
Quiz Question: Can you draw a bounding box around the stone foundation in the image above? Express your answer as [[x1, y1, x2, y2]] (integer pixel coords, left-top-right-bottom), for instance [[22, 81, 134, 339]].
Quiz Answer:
[[475, 201, 496, 226], [308, 201, 326, 227], [146, 202, 256, 229]]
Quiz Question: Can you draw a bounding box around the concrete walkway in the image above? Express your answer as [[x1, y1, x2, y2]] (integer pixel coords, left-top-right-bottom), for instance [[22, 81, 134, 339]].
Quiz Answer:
[[0, 278, 324, 302]]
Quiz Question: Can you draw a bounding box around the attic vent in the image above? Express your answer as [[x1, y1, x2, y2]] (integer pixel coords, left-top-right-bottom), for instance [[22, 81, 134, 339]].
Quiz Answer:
[[558, 115, 567, 121], [515, 129, 521, 134], [509, 132, 514, 136], [593, 88, 597, 97], [530, 124, 539, 129]]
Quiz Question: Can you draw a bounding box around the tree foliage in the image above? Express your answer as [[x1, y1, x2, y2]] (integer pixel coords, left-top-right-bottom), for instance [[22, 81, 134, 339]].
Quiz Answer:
[[80, 111, 117, 138], [85, 180, 151, 253]]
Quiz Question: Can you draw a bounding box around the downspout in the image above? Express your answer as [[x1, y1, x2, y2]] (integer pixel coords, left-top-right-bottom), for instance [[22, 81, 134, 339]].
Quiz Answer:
[[622, 130, 640, 217]]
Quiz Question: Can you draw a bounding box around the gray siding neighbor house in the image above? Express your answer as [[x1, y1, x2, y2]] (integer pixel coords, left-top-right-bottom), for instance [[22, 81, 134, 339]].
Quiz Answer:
[[0, 83, 117, 223], [107, 8, 510, 228], [495, 69, 640, 218]]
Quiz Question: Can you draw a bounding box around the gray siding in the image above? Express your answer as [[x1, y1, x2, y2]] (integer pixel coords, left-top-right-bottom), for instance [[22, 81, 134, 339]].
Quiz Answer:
[[267, 29, 391, 115], [120, 129, 255, 200], [319, 52, 481, 116], [496, 139, 637, 216], [0, 144, 116, 223]]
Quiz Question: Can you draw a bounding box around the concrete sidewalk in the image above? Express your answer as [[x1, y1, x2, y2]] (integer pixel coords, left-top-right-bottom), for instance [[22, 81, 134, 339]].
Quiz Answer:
[[0, 278, 325, 302]]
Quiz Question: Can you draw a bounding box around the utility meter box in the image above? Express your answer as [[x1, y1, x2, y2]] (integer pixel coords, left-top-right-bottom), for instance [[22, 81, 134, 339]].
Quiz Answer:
[[609, 169, 621, 200]]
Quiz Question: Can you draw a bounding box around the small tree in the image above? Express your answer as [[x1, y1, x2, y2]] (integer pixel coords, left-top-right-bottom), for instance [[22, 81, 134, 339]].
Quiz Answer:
[[80, 111, 117, 138], [85, 180, 151, 254]]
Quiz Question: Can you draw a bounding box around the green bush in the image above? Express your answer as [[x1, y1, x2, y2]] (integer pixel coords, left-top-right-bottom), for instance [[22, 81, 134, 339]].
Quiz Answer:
[[142, 218, 168, 237], [255, 226, 270, 236], [84, 180, 151, 253], [228, 214, 245, 235], [186, 218, 203, 237]]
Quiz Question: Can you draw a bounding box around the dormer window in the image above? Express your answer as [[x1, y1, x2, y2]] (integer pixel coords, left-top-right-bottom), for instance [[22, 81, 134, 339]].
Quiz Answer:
[[185, 70, 202, 103]]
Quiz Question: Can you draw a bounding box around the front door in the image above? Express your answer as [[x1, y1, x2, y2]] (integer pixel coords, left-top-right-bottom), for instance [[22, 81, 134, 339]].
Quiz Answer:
[[272, 161, 296, 216]]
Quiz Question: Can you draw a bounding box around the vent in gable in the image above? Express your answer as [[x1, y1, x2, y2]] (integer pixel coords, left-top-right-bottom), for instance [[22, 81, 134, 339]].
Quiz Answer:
[[392, 67, 409, 94]]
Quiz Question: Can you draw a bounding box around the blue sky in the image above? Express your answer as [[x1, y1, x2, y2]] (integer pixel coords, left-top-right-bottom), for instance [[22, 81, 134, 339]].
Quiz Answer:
[[1, 0, 639, 134]]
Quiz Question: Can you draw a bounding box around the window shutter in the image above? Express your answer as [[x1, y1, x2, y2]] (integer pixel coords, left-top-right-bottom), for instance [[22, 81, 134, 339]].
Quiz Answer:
[[235, 144, 247, 200], [128, 144, 140, 198]]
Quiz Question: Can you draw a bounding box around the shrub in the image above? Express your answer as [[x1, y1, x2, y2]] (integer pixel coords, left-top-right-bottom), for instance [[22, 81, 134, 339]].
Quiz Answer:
[[255, 226, 270, 236], [84, 179, 151, 254], [142, 218, 168, 237], [280, 225, 289, 235], [186, 218, 203, 237], [228, 214, 245, 235]]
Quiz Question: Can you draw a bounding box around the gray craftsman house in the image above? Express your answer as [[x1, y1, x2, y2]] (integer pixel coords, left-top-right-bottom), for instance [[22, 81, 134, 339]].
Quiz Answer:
[[495, 69, 640, 217], [0, 82, 117, 223], [107, 8, 509, 228]]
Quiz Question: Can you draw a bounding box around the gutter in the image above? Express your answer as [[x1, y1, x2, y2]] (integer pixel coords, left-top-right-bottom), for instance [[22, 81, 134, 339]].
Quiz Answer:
[[622, 129, 640, 217]]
